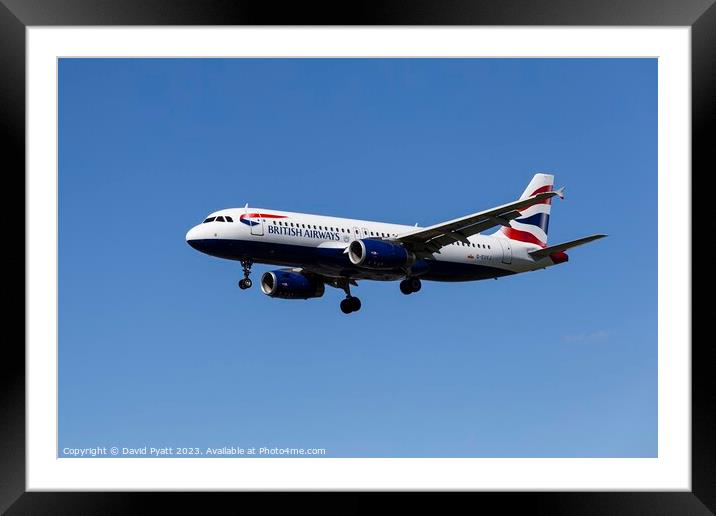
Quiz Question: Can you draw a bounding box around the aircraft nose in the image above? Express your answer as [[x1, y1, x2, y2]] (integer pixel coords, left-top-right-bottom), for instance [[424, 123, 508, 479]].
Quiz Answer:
[[186, 225, 202, 249]]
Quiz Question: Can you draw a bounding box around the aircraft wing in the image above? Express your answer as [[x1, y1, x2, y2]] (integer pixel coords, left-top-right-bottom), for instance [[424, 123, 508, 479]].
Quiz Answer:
[[395, 188, 564, 255]]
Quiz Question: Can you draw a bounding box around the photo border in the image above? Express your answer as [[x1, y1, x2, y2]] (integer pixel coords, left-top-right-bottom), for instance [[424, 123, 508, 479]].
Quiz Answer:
[[4, 0, 711, 512]]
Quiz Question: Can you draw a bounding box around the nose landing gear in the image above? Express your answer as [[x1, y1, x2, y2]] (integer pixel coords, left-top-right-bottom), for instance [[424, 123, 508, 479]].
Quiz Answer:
[[238, 258, 253, 290], [400, 278, 422, 295]]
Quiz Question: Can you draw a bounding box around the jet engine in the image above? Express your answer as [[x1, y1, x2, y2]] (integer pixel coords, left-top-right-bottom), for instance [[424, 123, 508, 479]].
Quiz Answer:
[[348, 239, 415, 270], [260, 270, 325, 299]]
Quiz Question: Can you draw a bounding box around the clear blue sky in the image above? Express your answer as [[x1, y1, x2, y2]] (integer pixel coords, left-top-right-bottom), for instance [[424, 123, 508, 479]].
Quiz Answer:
[[58, 58, 657, 458]]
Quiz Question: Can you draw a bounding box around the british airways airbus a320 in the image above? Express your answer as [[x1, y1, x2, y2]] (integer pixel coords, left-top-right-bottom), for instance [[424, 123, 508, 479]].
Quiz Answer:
[[186, 174, 606, 314]]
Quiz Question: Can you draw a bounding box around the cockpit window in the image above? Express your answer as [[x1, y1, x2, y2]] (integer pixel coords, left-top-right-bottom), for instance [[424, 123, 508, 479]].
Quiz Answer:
[[216, 216, 225, 222], [203, 217, 216, 223], [225, 216, 233, 222]]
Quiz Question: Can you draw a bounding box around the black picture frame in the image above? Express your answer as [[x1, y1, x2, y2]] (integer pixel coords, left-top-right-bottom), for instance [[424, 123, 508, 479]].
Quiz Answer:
[[3, 1, 711, 513]]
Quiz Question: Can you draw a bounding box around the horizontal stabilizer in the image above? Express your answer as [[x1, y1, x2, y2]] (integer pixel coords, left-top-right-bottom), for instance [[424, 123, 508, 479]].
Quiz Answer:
[[529, 234, 607, 260]]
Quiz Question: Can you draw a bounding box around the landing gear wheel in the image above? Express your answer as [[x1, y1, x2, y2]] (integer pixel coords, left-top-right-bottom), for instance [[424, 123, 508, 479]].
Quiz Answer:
[[348, 296, 361, 312], [400, 280, 412, 295], [400, 278, 422, 294], [340, 296, 362, 314], [238, 258, 253, 289], [409, 278, 421, 292], [337, 278, 361, 314]]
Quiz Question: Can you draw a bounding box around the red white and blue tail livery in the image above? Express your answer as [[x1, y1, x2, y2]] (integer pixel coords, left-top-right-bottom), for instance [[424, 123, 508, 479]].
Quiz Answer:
[[497, 173, 557, 247], [186, 174, 606, 314]]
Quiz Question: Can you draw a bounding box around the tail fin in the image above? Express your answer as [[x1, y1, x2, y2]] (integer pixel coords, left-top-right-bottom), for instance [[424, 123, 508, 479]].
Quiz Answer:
[[495, 173, 554, 247]]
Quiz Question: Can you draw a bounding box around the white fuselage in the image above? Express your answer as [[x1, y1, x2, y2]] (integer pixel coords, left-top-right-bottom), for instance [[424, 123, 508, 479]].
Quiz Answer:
[[185, 207, 554, 282]]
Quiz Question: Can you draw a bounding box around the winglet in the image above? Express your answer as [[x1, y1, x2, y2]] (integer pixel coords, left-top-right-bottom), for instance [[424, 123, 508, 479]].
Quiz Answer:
[[555, 186, 565, 200]]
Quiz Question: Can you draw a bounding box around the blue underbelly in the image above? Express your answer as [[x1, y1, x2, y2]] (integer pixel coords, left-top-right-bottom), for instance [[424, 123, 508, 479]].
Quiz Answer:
[[189, 239, 513, 282]]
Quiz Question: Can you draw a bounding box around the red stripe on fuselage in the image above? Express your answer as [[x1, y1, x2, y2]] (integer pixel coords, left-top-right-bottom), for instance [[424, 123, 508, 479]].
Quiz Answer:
[[501, 227, 546, 247], [242, 213, 288, 219]]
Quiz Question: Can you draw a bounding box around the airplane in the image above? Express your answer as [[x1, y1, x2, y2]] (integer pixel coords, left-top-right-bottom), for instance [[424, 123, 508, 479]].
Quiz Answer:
[[185, 173, 606, 314]]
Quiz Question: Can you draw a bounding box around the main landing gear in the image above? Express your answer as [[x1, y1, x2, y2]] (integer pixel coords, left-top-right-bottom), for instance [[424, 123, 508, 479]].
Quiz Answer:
[[338, 279, 361, 314], [400, 278, 422, 295], [340, 296, 361, 314], [238, 258, 253, 290]]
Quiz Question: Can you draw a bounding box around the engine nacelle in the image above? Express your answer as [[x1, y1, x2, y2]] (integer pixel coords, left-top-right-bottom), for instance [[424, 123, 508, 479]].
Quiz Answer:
[[260, 270, 325, 299], [348, 239, 415, 270]]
